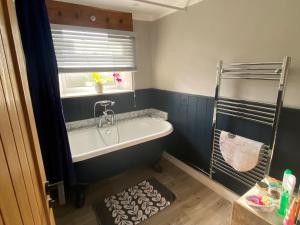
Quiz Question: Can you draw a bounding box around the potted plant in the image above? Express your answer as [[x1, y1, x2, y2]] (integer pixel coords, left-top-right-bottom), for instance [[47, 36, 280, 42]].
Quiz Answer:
[[92, 72, 103, 93], [91, 72, 113, 93], [113, 72, 123, 87]]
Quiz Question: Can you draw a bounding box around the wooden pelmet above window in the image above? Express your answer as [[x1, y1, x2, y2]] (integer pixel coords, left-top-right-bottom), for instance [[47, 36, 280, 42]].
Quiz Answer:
[[45, 0, 133, 31]]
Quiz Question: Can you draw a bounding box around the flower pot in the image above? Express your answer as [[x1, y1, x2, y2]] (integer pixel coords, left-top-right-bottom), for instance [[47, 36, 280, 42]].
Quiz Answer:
[[95, 82, 103, 93]]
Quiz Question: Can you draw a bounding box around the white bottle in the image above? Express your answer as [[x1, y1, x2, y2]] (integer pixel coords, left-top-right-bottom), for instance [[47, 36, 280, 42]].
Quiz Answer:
[[282, 169, 292, 191], [286, 174, 296, 196]]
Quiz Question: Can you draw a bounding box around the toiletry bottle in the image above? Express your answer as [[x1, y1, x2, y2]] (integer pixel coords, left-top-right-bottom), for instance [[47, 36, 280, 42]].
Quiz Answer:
[[278, 190, 290, 217], [283, 199, 296, 225], [295, 200, 300, 224], [283, 169, 292, 191], [286, 175, 296, 196], [295, 186, 300, 224]]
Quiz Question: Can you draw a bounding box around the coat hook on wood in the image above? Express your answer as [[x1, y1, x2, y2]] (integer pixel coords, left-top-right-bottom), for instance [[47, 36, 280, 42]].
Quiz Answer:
[[90, 15, 96, 22]]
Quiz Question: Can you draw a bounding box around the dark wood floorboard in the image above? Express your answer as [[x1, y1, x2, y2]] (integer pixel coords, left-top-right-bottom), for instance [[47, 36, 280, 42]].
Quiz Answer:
[[54, 158, 232, 225]]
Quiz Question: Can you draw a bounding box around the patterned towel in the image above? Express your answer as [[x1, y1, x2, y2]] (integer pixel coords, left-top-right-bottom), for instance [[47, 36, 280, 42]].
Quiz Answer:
[[94, 178, 176, 225], [219, 131, 263, 172]]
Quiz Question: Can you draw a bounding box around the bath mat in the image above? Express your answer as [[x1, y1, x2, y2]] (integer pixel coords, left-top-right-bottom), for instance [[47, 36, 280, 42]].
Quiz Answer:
[[94, 178, 176, 225]]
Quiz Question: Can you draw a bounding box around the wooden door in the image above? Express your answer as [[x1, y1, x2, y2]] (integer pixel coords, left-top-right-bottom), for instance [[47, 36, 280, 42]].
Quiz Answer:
[[0, 0, 55, 225]]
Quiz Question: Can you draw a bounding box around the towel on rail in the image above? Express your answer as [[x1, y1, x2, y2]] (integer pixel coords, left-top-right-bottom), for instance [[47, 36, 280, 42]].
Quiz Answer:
[[219, 131, 263, 172]]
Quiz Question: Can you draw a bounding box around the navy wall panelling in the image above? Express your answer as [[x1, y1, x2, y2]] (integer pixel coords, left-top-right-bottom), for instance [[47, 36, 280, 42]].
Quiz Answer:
[[61, 89, 153, 122], [151, 89, 214, 173]]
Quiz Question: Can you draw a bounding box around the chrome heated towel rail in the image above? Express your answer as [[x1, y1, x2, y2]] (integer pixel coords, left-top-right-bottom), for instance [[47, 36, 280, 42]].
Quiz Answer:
[[209, 57, 291, 188]]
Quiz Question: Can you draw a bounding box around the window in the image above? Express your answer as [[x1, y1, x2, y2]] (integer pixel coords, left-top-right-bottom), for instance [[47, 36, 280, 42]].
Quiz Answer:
[[51, 24, 136, 97], [58, 71, 133, 98]]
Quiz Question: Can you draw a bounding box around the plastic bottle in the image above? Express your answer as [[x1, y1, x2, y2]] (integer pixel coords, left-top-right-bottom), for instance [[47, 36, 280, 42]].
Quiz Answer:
[[283, 199, 296, 225], [283, 169, 292, 191], [286, 174, 296, 196], [278, 190, 290, 217], [295, 200, 300, 224], [295, 186, 300, 224]]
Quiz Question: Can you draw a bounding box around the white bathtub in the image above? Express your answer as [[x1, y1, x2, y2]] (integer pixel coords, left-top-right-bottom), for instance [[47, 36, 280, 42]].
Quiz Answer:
[[68, 116, 173, 163]]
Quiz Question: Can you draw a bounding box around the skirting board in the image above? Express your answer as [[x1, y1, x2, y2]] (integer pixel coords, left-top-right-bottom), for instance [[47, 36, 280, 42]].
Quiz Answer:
[[162, 152, 240, 203]]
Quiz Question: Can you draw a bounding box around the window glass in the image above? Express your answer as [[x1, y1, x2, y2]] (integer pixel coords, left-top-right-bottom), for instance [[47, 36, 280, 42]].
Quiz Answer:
[[59, 71, 133, 98]]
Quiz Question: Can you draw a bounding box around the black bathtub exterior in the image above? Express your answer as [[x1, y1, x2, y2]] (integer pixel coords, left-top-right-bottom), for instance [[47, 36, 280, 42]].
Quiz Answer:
[[74, 138, 165, 183]]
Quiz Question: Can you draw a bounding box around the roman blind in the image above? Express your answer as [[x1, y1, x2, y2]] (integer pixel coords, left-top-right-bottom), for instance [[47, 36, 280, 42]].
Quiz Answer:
[[51, 24, 136, 72]]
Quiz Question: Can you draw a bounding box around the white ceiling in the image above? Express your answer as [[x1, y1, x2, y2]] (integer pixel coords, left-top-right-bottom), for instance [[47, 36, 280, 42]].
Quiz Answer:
[[57, 0, 203, 21]]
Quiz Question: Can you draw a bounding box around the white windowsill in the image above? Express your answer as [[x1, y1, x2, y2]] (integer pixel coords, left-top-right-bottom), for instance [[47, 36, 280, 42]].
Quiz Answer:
[[60, 89, 134, 99]]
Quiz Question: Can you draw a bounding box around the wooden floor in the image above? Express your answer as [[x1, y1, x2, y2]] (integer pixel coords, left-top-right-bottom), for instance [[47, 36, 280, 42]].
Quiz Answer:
[[54, 159, 233, 225]]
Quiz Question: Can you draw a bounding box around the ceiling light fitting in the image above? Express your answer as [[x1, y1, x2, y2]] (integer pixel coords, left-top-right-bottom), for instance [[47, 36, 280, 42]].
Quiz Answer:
[[133, 0, 191, 11]]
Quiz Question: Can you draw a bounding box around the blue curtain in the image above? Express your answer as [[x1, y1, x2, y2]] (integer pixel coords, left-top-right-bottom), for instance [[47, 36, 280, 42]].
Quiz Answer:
[[15, 0, 76, 186]]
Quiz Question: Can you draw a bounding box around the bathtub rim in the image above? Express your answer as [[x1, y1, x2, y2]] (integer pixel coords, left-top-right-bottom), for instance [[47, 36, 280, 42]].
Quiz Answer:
[[70, 118, 173, 163]]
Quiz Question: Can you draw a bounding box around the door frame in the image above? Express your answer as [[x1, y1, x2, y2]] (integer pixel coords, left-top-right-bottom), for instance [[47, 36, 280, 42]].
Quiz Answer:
[[0, 0, 55, 224]]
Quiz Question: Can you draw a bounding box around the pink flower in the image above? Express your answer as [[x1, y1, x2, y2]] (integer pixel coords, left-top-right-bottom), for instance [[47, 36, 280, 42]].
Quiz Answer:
[[113, 72, 122, 83], [113, 72, 120, 78]]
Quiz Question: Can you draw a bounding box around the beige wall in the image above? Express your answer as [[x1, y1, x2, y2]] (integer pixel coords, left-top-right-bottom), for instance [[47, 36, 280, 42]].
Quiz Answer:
[[150, 0, 300, 108], [133, 20, 153, 89]]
